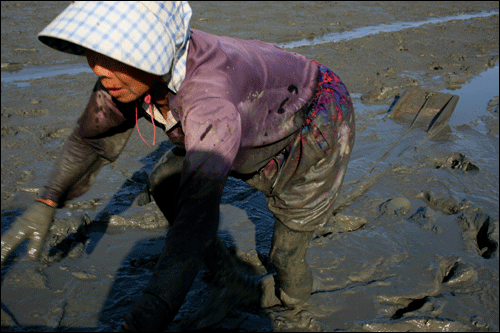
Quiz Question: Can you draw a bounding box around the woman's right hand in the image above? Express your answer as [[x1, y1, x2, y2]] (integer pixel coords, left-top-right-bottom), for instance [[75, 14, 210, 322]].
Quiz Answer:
[[1, 200, 56, 265]]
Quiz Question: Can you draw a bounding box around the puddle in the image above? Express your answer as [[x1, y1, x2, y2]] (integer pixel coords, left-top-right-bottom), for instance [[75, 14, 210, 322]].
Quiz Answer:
[[444, 65, 499, 131], [276, 11, 499, 49]]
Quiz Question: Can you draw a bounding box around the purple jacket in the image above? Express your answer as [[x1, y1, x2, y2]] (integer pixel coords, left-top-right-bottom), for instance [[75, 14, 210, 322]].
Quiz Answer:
[[41, 29, 319, 211], [40, 29, 322, 330]]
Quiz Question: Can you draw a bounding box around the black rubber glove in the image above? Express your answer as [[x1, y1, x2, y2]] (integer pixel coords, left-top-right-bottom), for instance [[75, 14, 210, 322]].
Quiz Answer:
[[1, 200, 56, 265]]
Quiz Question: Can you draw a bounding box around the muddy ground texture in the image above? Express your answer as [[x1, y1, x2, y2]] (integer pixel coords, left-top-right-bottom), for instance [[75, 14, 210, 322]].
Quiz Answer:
[[1, 1, 499, 332]]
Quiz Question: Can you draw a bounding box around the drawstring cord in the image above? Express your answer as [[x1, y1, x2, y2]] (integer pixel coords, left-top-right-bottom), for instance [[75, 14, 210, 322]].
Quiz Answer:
[[135, 93, 156, 148]]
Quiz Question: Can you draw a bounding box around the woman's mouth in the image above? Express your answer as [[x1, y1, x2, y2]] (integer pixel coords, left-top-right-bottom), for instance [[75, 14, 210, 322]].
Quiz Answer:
[[107, 88, 123, 97]]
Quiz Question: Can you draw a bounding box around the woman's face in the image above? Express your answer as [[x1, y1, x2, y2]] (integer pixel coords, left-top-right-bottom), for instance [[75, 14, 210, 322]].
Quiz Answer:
[[85, 49, 162, 103]]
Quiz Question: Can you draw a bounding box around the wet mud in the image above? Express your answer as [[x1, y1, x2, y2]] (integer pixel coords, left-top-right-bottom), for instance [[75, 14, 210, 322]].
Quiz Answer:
[[2, 1, 499, 332]]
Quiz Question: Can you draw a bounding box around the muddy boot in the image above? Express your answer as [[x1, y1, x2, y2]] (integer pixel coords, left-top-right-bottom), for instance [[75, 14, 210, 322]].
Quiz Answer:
[[266, 221, 327, 331], [270, 220, 315, 309], [260, 273, 326, 309], [260, 274, 282, 308], [266, 306, 326, 332], [179, 235, 261, 330]]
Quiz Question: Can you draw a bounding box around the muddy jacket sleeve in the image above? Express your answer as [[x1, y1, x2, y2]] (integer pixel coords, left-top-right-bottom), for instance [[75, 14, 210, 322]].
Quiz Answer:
[[40, 80, 136, 207]]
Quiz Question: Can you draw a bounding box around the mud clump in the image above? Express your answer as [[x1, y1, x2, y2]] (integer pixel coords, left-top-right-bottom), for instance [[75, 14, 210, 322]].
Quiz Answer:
[[434, 152, 479, 172], [333, 213, 368, 233], [234, 249, 269, 276], [71, 271, 98, 280], [0, 62, 23, 71], [417, 191, 467, 215], [96, 211, 169, 229], [43, 214, 91, 262], [66, 198, 103, 210], [1, 126, 18, 137], [487, 96, 499, 114], [408, 206, 441, 234], [313, 213, 368, 239], [380, 197, 412, 216], [361, 86, 395, 102]]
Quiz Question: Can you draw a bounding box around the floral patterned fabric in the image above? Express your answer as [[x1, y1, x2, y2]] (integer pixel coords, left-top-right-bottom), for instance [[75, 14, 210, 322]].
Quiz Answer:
[[247, 61, 356, 231]]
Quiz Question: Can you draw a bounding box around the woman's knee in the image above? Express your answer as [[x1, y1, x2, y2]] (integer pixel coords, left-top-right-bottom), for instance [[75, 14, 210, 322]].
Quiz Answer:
[[148, 146, 185, 191], [148, 146, 185, 222]]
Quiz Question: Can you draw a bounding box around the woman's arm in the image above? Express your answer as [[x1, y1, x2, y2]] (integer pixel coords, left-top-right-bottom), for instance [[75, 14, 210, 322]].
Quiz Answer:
[[40, 80, 136, 207]]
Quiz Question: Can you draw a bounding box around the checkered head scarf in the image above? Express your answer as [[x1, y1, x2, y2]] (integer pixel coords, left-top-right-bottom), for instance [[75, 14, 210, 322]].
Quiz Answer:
[[38, 1, 192, 93]]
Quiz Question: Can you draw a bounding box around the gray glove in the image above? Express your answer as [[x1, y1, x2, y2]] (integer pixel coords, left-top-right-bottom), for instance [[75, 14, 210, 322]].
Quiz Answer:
[[1, 200, 56, 265]]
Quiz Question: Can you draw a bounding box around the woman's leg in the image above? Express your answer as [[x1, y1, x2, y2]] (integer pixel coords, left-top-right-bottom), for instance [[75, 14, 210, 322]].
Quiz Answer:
[[269, 219, 315, 309], [265, 65, 355, 310], [147, 147, 260, 329], [144, 146, 185, 223]]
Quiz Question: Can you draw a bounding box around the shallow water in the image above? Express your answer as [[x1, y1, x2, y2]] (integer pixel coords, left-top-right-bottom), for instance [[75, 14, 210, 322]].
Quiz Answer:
[[1, 63, 92, 87], [277, 10, 499, 49], [444, 65, 499, 130]]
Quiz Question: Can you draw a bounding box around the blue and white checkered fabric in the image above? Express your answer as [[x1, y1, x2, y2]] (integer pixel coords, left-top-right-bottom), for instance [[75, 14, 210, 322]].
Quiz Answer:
[[38, 1, 191, 93]]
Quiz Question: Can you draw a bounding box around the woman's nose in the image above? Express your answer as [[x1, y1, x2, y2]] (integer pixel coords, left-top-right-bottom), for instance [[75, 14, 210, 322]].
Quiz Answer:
[[90, 62, 113, 79], [86, 49, 113, 79]]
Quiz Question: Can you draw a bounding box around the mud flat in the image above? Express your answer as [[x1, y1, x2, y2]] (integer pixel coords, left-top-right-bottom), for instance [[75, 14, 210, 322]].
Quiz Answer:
[[2, 1, 499, 332]]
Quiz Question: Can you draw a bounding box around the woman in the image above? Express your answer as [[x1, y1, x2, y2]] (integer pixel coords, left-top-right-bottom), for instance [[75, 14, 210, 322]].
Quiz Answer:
[[1, 1, 355, 331]]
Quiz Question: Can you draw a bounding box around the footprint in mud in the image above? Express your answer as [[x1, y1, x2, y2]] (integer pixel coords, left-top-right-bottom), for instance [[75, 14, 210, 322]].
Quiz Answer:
[[457, 212, 498, 259], [383, 258, 479, 325], [407, 206, 441, 234], [390, 296, 430, 320], [418, 191, 498, 259], [440, 259, 478, 288]]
